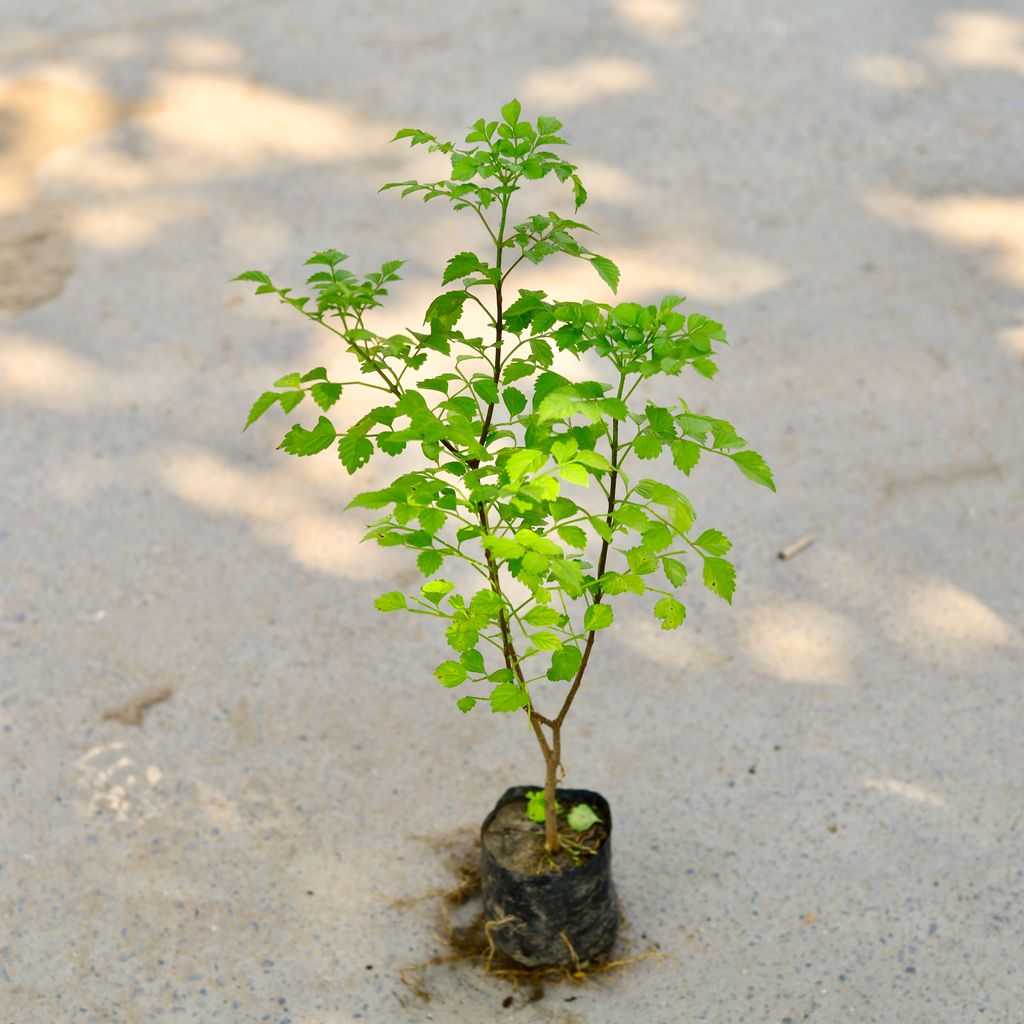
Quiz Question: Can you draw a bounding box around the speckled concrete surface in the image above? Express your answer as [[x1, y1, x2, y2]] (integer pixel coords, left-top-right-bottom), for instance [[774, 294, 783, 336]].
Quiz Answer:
[[2, 2, 1023, 1022]]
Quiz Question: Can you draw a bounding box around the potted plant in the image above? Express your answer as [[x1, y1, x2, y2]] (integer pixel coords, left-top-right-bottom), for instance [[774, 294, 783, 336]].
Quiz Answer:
[[236, 100, 774, 969]]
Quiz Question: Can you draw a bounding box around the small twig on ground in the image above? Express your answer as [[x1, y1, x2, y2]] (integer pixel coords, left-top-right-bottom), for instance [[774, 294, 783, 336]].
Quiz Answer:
[[102, 687, 172, 725], [778, 533, 816, 560]]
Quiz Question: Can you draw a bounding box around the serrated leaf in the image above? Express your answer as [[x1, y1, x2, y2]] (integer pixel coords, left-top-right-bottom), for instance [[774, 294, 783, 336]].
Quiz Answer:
[[501, 98, 522, 124], [566, 803, 602, 832], [524, 606, 565, 627], [662, 556, 688, 587], [472, 377, 499, 405], [505, 448, 547, 483], [490, 681, 529, 712], [558, 462, 590, 486], [654, 595, 686, 630], [435, 661, 467, 688], [461, 648, 486, 673], [421, 580, 455, 605], [583, 603, 614, 631], [547, 645, 582, 681], [695, 528, 732, 555], [556, 525, 587, 548], [311, 381, 342, 410], [634, 431, 662, 460], [338, 432, 373, 473], [374, 591, 406, 612], [279, 416, 336, 456], [245, 391, 280, 429], [279, 390, 304, 413], [672, 439, 701, 475], [300, 366, 328, 382], [530, 631, 563, 651], [456, 696, 476, 713], [482, 535, 525, 559], [502, 386, 527, 416], [703, 557, 736, 604], [442, 251, 487, 285], [548, 558, 585, 597], [417, 550, 444, 576], [731, 450, 776, 491], [590, 254, 620, 293]]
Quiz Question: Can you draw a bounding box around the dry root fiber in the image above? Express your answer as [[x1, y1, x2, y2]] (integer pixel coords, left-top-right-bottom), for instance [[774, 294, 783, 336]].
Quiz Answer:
[[395, 830, 667, 1007]]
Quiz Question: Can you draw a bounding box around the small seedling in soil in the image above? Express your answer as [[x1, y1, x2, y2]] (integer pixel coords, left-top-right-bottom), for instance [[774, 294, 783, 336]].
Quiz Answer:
[[237, 99, 774, 857]]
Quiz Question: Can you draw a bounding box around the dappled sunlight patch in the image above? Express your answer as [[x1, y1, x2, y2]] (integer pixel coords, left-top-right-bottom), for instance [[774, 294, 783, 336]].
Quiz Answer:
[[997, 316, 1024, 357], [613, 613, 731, 672], [866, 191, 1024, 288], [926, 11, 1024, 75], [850, 54, 929, 89], [864, 777, 947, 809], [614, 0, 690, 34], [513, 240, 785, 304], [0, 67, 125, 213], [522, 58, 653, 110], [743, 602, 855, 685], [160, 448, 388, 580], [904, 579, 1017, 648], [73, 194, 205, 249], [140, 72, 386, 170], [0, 334, 97, 407], [165, 33, 244, 70]]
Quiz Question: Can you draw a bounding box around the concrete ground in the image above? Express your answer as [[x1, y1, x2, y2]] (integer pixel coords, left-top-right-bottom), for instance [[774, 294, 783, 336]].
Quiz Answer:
[[2, 2, 1023, 1021]]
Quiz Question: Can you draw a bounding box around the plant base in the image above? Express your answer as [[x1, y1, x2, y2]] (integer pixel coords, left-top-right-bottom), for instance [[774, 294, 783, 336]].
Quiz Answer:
[[480, 785, 618, 968]]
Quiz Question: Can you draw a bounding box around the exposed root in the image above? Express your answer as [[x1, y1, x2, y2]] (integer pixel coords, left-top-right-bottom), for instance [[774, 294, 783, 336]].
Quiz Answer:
[[395, 830, 669, 1006]]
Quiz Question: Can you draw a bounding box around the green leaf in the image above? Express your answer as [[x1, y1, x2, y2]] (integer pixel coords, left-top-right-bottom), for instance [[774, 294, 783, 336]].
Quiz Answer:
[[417, 550, 444, 576], [524, 606, 565, 627], [525, 789, 547, 823], [654, 595, 686, 630], [311, 381, 342, 411], [583, 603, 614, 631], [548, 558, 585, 597], [338, 432, 374, 473], [556, 525, 588, 548], [490, 681, 529, 713], [482, 535, 525, 559], [601, 572, 645, 595], [435, 661, 468, 688], [421, 580, 455, 605], [503, 386, 527, 416], [566, 803, 602, 832], [703, 557, 736, 604], [279, 416, 337, 456], [374, 591, 406, 612], [274, 372, 302, 389], [662, 556, 688, 587], [456, 696, 477, 714], [537, 115, 563, 135], [547, 645, 582, 681], [501, 98, 522, 124], [506, 448, 547, 483], [461, 649, 486, 673], [590, 254, 620, 293], [419, 507, 446, 535], [279, 390, 304, 414], [300, 366, 327, 382], [731, 450, 776, 491], [695, 529, 732, 555], [442, 251, 487, 284], [450, 157, 476, 181], [558, 462, 590, 486], [634, 431, 662, 460], [514, 529, 562, 556], [472, 377, 499, 405], [672, 439, 701, 475], [530, 631, 563, 651], [245, 391, 281, 429]]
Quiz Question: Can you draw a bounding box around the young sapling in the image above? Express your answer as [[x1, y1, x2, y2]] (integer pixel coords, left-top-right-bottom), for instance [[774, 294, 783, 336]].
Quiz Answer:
[[237, 99, 774, 857]]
